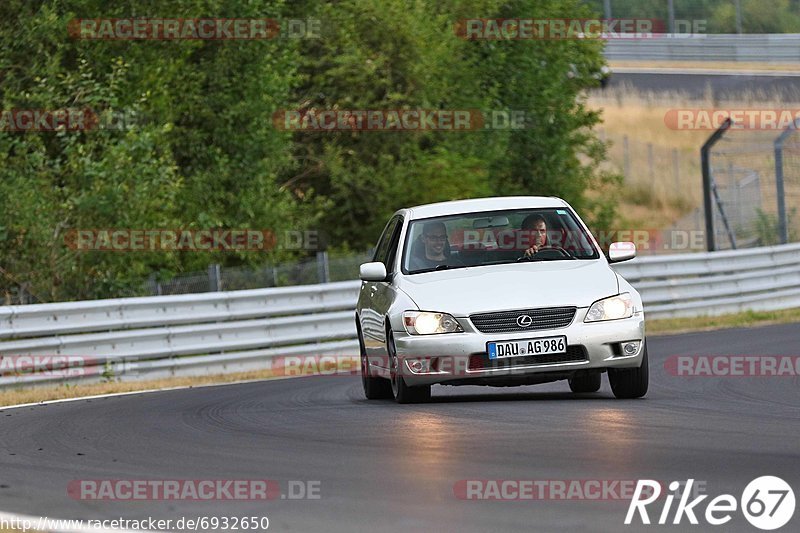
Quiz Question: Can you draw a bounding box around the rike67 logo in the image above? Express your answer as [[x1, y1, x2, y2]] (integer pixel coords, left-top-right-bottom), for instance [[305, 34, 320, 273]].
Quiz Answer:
[[626, 477, 795, 530]]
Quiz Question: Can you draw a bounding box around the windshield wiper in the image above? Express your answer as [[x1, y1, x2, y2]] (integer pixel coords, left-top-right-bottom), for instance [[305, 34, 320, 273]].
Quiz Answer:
[[516, 255, 576, 262], [517, 256, 575, 262], [411, 264, 452, 274]]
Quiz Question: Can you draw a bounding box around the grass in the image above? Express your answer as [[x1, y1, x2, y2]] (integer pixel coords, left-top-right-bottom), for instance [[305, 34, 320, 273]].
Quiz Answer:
[[591, 90, 713, 236], [1, 308, 799, 407], [0, 359, 359, 409], [0, 370, 281, 408], [609, 60, 800, 72], [647, 308, 800, 335], [589, 85, 800, 238]]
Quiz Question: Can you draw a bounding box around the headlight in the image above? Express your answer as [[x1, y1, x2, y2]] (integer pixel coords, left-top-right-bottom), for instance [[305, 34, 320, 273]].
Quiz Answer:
[[403, 311, 463, 335], [585, 293, 633, 322]]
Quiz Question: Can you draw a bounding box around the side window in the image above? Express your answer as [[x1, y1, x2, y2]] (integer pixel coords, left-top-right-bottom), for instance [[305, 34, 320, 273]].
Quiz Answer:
[[372, 217, 399, 266], [384, 217, 404, 274]]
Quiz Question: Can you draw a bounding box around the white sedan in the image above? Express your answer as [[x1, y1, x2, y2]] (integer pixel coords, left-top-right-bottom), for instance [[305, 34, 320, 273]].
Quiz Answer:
[[355, 196, 647, 403]]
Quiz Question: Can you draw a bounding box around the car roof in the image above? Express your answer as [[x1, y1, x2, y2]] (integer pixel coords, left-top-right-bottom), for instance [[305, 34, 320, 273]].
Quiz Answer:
[[402, 196, 569, 220]]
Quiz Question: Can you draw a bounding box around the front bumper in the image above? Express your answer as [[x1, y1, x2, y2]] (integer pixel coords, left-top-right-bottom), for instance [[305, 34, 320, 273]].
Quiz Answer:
[[393, 308, 645, 386]]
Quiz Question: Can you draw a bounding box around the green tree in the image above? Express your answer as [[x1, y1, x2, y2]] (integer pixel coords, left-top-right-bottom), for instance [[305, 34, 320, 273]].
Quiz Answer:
[[286, 0, 617, 250], [1, 0, 623, 301], [0, 0, 318, 301]]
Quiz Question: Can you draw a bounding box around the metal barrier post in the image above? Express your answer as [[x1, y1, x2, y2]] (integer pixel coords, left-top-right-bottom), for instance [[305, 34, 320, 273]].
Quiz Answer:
[[701, 118, 733, 251], [773, 118, 799, 245], [317, 251, 330, 283], [208, 264, 222, 292]]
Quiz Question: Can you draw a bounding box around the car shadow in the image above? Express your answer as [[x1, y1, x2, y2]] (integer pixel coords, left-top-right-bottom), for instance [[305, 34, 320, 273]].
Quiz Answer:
[[428, 390, 625, 403]]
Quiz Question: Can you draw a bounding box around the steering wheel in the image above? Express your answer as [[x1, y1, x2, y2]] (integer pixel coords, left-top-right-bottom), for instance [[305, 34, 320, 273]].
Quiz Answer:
[[517, 246, 574, 261]]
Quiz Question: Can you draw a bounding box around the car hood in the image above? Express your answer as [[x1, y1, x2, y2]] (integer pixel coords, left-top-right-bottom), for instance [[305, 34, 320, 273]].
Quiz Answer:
[[398, 260, 619, 316]]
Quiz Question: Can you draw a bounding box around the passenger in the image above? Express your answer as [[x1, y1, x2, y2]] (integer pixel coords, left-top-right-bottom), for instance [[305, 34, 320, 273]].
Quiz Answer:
[[410, 222, 449, 271]]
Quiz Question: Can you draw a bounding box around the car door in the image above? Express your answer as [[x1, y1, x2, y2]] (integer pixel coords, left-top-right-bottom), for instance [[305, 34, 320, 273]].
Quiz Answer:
[[360, 215, 404, 369]]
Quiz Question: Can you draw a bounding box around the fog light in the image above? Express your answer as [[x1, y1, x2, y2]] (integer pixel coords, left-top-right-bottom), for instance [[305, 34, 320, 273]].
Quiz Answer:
[[406, 359, 431, 373], [622, 341, 640, 356]]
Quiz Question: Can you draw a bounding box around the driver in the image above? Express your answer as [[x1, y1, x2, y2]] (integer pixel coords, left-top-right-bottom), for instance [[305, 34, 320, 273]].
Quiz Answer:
[[521, 214, 547, 258]]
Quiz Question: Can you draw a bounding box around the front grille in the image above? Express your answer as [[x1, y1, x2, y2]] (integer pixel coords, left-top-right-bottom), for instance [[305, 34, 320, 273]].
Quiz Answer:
[[470, 307, 576, 333], [469, 345, 587, 371]]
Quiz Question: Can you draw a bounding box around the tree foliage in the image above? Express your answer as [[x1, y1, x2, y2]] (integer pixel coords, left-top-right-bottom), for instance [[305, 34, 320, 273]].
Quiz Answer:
[[287, 0, 616, 248], [1, 0, 617, 302]]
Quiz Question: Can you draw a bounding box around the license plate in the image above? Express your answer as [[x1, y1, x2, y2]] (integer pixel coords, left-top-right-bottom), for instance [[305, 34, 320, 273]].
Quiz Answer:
[[487, 336, 567, 360]]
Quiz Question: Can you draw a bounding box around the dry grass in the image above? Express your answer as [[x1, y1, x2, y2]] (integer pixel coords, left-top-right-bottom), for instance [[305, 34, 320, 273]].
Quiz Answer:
[[648, 308, 800, 336], [0, 370, 281, 408], [589, 86, 800, 234], [609, 60, 800, 73], [0, 358, 359, 408], [594, 94, 708, 222]]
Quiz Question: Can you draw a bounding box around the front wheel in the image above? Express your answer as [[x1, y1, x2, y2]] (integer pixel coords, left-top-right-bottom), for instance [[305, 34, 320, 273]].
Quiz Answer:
[[358, 324, 392, 400], [387, 330, 431, 404], [608, 344, 649, 399]]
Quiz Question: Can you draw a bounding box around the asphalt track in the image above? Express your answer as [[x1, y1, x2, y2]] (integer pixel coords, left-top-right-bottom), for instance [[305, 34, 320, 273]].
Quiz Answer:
[[606, 72, 800, 100], [0, 323, 798, 532]]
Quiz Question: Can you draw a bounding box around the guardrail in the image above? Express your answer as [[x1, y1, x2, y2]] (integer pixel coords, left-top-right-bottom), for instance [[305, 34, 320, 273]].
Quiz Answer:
[[605, 34, 800, 63], [2, 243, 799, 387], [614, 243, 800, 317], [0, 281, 362, 387]]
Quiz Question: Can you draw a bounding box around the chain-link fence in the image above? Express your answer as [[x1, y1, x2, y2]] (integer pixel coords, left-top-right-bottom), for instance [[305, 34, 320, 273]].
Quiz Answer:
[[143, 251, 373, 296], [699, 123, 800, 250], [3, 251, 373, 304], [600, 129, 701, 209]]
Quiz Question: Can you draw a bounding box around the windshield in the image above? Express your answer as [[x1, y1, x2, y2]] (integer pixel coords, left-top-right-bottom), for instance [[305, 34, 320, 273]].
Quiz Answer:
[[402, 208, 599, 274]]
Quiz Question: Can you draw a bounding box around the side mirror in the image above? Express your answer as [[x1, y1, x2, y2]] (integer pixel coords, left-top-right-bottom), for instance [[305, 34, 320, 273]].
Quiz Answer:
[[359, 262, 388, 282], [608, 242, 636, 263]]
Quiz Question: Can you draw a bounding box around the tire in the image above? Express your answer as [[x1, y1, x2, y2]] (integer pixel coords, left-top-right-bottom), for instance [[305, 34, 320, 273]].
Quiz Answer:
[[608, 344, 649, 399], [387, 329, 431, 404], [568, 372, 601, 393], [358, 322, 392, 400]]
